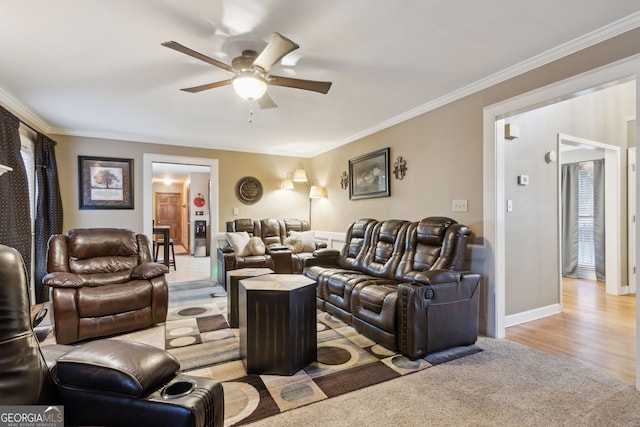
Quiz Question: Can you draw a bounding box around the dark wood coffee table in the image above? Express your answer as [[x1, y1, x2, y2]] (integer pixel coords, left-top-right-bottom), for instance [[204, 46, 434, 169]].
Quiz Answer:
[[238, 274, 317, 375], [226, 268, 274, 328]]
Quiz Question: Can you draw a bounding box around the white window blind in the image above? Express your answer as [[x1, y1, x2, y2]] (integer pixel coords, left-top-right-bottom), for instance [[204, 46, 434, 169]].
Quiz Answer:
[[577, 161, 596, 280]]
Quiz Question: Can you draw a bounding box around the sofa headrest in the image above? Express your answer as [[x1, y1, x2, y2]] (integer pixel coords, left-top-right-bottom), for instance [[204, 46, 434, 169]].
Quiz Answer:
[[351, 218, 375, 239], [227, 218, 254, 234], [378, 220, 407, 244], [281, 218, 310, 233], [417, 217, 455, 246], [68, 228, 138, 260]]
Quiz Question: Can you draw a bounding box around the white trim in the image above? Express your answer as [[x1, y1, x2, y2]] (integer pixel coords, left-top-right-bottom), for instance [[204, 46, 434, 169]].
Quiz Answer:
[[3, 14, 640, 158], [505, 303, 561, 328], [483, 54, 640, 340], [483, 53, 640, 390], [343, 13, 640, 150], [0, 87, 49, 133], [143, 153, 219, 280]]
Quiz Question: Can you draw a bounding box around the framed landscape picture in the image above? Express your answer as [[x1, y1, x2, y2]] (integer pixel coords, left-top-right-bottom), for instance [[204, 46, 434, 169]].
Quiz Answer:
[[78, 156, 133, 209], [349, 147, 390, 200]]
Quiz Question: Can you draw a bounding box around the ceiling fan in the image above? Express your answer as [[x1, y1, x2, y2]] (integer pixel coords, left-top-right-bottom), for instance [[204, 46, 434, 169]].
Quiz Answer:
[[161, 33, 332, 109]]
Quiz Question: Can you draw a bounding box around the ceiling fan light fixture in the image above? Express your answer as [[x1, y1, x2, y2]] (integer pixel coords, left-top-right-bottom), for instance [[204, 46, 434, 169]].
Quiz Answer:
[[232, 74, 268, 101]]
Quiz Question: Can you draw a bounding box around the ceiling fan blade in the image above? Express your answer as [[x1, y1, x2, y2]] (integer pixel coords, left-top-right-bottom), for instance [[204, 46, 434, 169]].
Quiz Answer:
[[180, 79, 232, 93], [252, 33, 299, 73], [257, 92, 278, 109], [162, 41, 233, 72], [268, 75, 332, 94]]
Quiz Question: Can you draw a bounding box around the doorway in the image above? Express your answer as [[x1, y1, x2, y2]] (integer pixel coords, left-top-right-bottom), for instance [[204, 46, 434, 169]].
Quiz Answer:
[[559, 134, 622, 296], [483, 55, 640, 389], [155, 192, 183, 247], [143, 154, 219, 280]]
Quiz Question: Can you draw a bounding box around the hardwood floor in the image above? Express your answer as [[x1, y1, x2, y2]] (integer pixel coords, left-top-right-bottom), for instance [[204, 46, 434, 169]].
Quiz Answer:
[[506, 278, 636, 384]]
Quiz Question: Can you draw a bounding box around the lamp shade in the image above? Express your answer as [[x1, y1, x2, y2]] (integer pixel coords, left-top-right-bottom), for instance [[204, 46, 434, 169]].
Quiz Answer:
[[281, 178, 294, 190], [309, 185, 327, 199], [293, 168, 308, 182], [232, 74, 268, 100]]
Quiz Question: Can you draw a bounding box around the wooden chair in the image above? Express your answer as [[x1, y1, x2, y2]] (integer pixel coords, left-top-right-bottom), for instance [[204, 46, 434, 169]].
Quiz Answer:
[[155, 237, 176, 270]]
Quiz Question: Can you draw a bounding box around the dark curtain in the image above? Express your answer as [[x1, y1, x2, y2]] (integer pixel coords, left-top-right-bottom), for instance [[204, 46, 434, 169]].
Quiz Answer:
[[561, 163, 579, 278], [0, 106, 32, 285], [34, 133, 63, 303], [593, 159, 605, 281]]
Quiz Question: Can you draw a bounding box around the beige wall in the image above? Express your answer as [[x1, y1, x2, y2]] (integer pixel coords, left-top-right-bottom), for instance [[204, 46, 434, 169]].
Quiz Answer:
[[54, 135, 311, 234], [32, 27, 640, 332], [504, 82, 635, 316]]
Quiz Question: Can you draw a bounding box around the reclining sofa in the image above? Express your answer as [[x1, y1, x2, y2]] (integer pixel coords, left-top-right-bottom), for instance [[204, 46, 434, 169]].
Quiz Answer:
[[1, 244, 224, 427], [217, 218, 326, 286], [304, 217, 480, 359]]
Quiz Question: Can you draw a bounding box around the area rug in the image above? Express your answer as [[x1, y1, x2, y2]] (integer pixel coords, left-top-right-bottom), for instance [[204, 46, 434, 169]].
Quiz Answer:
[[164, 280, 483, 426]]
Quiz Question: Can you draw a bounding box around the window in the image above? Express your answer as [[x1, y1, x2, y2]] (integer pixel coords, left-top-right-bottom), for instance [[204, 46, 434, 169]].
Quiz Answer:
[[19, 127, 36, 299], [577, 161, 596, 280]]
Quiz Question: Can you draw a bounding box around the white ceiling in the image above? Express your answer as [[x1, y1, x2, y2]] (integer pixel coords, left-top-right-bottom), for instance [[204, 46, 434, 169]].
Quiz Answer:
[[2, 1, 640, 158]]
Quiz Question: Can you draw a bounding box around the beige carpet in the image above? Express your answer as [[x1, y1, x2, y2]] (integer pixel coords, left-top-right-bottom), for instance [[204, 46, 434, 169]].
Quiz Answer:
[[243, 336, 640, 426], [38, 281, 640, 426]]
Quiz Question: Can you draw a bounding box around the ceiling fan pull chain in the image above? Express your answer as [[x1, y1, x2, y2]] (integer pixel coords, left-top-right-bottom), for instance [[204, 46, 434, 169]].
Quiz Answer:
[[248, 100, 254, 123]]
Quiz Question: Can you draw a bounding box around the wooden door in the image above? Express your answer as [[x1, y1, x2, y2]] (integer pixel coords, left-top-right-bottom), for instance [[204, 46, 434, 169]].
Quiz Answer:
[[155, 192, 182, 246]]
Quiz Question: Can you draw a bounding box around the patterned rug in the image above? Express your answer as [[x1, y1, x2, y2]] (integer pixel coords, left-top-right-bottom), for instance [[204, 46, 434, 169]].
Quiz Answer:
[[165, 280, 483, 426]]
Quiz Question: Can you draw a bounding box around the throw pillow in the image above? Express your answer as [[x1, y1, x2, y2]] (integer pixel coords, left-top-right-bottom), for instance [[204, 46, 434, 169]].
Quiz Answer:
[[225, 232, 251, 257], [283, 236, 304, 254], [289, 230, 316, 252], [248, 236, 266, 256]]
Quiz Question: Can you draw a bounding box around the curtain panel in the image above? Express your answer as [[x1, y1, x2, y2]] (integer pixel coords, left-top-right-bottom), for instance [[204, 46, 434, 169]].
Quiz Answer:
[[34, 133, 63, 302], [561, 163, 579, 278], [0, 106, 32, 286]]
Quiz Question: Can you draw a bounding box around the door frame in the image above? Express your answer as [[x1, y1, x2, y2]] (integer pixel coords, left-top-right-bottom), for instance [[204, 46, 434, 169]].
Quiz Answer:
[[483, 54, 640, 390], [558, 134, 622, 296], [143, 153, 219, 279]]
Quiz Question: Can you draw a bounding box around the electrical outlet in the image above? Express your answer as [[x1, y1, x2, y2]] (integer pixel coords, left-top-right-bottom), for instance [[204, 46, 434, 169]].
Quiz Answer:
[[452, 199, 468, 212]]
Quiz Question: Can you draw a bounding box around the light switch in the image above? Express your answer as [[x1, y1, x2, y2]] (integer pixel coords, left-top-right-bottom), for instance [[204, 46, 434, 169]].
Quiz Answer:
[[507, 200, 513, 212], [452, 199, 468, 212], [232, 207, 239, 216]]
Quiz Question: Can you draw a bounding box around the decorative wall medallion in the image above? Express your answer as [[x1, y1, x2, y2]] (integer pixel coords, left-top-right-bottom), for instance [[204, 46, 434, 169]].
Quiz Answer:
[[340, 171, 349, 190], [235, 176, 263, 205], [393, 156, 407, 180]]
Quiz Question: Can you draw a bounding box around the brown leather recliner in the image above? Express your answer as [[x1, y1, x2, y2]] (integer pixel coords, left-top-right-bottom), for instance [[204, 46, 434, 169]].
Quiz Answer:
[[43, 228, 169, 344], [0, 244, 224, 427]]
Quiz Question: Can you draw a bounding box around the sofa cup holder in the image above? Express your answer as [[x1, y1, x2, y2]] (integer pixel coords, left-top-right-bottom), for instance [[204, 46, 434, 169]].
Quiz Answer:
[[161, 380, 196, 399]]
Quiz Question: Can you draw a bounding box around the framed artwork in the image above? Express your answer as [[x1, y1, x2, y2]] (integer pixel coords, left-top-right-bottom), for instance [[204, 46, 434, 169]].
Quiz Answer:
[[78, 156, 133, 209], [349, 147, 390, 200]]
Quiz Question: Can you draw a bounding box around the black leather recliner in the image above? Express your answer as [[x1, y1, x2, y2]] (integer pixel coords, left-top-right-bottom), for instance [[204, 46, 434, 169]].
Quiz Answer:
[[0, 244, 224, 427]]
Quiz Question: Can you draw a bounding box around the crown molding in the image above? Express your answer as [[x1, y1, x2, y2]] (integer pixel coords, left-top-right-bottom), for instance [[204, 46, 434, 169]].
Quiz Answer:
[[0, 87, 50, 133], [341, 11, 640, 148]]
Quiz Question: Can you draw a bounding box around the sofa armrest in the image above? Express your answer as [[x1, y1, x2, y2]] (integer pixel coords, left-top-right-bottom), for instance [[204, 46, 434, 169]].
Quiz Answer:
[[43, 272, 84, 288], [219, 245, 235, 254], [303, 248, 340, 268], [397, 272, 481, 359], [53, 340, 179, 397], [315, 241, 328, 249], [132, 262, 169, 279]]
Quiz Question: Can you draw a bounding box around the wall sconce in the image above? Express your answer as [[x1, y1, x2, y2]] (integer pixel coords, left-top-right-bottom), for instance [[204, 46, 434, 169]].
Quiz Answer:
[[281, 172, 294, 190], [393, 156, 407, 180], [505, 123, 520, 140], [293, 163, 308, 183], [340, 171, 348, 189]]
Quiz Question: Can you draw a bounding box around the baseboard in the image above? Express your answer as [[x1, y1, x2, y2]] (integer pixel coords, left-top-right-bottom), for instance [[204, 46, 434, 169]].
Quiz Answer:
[[505, 303, 561, 328]]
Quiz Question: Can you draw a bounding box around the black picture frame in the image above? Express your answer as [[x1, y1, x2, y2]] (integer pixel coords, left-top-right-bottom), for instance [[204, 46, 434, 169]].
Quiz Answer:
[[349, 147, 390, 200], [78, 156, 134, 209]]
